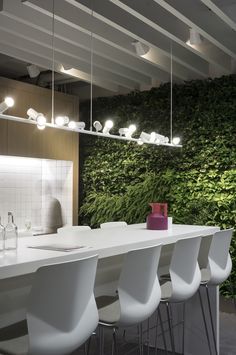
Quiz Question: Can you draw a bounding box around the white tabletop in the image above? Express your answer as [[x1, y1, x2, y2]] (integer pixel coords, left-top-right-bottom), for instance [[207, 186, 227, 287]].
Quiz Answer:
[[0, 223, 219, 279]]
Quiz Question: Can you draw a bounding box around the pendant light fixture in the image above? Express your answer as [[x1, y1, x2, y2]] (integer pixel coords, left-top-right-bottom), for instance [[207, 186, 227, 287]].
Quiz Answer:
[[0, 0, 182, 148]]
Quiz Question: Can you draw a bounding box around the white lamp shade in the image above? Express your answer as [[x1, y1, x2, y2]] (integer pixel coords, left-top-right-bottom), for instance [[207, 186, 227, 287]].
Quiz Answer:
[[189, 28, 202, 45], [27, 64, 40, 78]]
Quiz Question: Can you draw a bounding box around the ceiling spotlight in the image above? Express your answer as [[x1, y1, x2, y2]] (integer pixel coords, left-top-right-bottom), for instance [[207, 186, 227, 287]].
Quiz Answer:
[[93, 121, 103, 132], [27, 108, 46, 130], [172, 137, 181, 145], [0, 96, 15, 113], [27, 64, 40, 78], [68, 121, 85, 130], [132, 41, 149, 56], [188, 28, 202, 45], [55, 116, 69, 126], [103, 120, 113, 134]]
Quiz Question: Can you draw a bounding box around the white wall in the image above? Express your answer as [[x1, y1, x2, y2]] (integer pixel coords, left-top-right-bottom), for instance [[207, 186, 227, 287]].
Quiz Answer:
[[0, 155, 73, 232]]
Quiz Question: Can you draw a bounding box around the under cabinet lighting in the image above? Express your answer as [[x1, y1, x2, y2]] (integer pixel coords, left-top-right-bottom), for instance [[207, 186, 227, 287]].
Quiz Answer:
[[0, 97, 15, 113], [27, 108, 46, 130], [55, 116, 69, 126], [93, 121, 103, 132], [103, 120, 113, 134]]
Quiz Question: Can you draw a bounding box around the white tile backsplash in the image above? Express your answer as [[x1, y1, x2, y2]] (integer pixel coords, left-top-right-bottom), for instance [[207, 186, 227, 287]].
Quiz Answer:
[[0, 156, 73, 231]]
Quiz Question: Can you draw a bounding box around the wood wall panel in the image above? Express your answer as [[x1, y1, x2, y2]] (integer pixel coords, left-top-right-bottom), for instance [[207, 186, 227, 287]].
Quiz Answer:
[[0, 76, 79, 224], [0, 120, 8, 155]]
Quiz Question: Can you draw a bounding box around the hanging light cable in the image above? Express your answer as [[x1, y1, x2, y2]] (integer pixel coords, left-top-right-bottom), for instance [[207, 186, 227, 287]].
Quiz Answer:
[[170, 41, 181, 146], [51, 0, 55, 125], [90, 0, 94, 131]]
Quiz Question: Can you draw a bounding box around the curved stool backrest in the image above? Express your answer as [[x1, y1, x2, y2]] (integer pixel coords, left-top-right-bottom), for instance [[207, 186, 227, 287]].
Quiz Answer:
[[57, 225, 91, 235], [27, 255, 98, 355], [100, 222, 127, 229], [207, 229, 233, 285], [117, 244, 162, 327], [169, 236, 202, 302]]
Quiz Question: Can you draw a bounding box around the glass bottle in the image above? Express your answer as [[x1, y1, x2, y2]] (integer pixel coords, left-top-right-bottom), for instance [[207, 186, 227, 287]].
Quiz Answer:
[[5, 212, 18, 250], [0, 217, 4, 252]]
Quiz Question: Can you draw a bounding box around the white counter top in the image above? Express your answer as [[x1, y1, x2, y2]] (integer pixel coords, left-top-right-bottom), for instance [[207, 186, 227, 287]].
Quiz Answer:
[[0, 223, 219, 280]]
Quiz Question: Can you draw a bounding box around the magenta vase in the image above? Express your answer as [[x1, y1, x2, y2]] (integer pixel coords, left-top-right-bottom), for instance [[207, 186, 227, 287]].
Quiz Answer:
[[146, 203, 168, 230]]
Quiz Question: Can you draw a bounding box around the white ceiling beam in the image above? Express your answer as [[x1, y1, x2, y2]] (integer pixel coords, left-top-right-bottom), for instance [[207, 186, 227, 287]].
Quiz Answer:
[[109, 0, 232, 73], [23, 0, 208, 79], [200, 0, 236, 31], [0, 14, 152, 86], [0, 41, 119, 92], [65, 0, 209, 77], [154, 0, 236, 59], [0, 0, 170, 82], [0, 30, 137, 91]]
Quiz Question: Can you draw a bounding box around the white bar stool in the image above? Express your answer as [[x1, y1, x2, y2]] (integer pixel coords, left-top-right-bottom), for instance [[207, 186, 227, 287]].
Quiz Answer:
[[0, 255, 99, 355], [198, 228, 233, 355], [100, 221, 127, 229], [158, 235, 202, 354], [96, 244, 162, 355]]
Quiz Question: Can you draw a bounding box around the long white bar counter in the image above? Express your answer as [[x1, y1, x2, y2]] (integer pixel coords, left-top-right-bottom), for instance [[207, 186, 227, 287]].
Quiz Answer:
[[0, 223, 219, 280], [0, 223, 220, 354]]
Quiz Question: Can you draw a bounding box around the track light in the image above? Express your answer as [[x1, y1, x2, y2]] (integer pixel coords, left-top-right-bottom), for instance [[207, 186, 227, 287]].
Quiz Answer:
[[119, 124, 136, 138], [93, 121, 102, 132], [27, 64, 40, 78], [55, 116, 69, 126], [68, 121, 85, 130], [132, 41, 149, 56], [125, 124, 137, 138], [103, 120, 113, 134], [27, 108, 46, 130], [0, 97, 15, 113], [187, 28, 202, 45], [119, 128, 129, 136], [137, 138, 144, 145], [172, 137, 181, 145], [140, 131, 169, 144]]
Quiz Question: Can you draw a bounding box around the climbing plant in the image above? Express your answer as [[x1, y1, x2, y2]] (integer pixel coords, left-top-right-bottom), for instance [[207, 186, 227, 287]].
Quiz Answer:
[[79, 74, 236, 298]]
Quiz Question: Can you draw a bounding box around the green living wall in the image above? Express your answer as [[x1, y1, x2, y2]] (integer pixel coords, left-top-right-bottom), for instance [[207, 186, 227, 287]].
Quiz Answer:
[[79, 74, 236, 297]]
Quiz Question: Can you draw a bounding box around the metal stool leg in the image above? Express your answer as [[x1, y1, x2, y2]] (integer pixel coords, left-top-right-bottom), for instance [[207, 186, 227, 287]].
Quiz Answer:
[[228, 275, 236, 309], [147, 318, 150, 355], [158, 308, 168, 355], [84, 336, 92, 355], [166, 302, 176, 354], [182, 303, 186, 355], [205, 285, 218, 355], [198, 289, 213, 355], [154, 310, 159, 355], [112, 328, 118, 355], [99, 326, 104, 355], [138, 323, 144, 355]]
